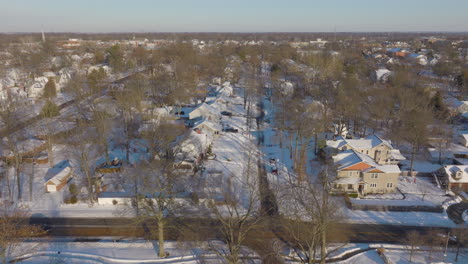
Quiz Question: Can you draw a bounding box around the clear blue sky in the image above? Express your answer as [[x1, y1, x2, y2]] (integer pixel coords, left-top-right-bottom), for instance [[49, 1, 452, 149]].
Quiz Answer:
[[0, 0, 467, 32]]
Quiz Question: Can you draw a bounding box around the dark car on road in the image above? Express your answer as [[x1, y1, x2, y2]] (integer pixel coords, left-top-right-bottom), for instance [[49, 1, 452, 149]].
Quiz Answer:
[[222, 127, 238, 133], [221, 111, 233, 117]]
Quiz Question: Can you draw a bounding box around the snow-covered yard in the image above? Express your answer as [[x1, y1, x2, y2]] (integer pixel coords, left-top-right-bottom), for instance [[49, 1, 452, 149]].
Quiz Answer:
[[11, 240, 259, 264], [352, 176, 451, 207]]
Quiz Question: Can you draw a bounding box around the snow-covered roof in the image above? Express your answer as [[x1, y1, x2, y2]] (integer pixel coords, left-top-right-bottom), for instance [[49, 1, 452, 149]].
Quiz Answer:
[[387, 48, 402, 53], [333, 150, 363, 170], [333, 149, 400, 174], [390, 149, 406, 160], [328, 135, 392, 151], [335, 177, 361, 185], [1, 138, 46, 157], [189, 103, 220, 119], [460, 133, 468, 141], [443, 165, 468, 183], [1, 77, 15, 88], [193, 118, 221, 132], [428, 143, 468, 159], [46, 166, 72, 186], [374, 68, 392, 81], [43, 71, 56, 78], [445, 97, 468, 113]]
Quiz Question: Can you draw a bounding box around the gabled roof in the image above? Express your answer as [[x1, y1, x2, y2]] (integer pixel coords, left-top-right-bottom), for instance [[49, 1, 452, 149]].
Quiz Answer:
[[46, 166, 72, 185], [443, 165, 468, 183], [333, 149, 400, 174], [390, 149, 406, 160], [345, 135, 392, 150], [190, 103, 220, 117], [193, 118, 221, 132], [327, 135, 392, 150]]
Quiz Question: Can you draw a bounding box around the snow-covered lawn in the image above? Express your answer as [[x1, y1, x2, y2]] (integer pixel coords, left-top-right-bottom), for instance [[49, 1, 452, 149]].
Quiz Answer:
[[352, 176, 451, 207], [11, 240, 254, 264], [400, 159, 442, 173], [384, 248, 467, 264], [344, 207, 458, 227]]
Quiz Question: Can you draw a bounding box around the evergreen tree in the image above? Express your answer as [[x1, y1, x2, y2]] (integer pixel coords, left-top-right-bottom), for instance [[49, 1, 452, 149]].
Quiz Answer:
[[43, 78, 57, 98], [40, 100, 60, 118]]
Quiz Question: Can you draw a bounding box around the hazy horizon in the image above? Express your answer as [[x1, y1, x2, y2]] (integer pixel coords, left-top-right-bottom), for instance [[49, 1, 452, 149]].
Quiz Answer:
[[1, 0, 467, 33]]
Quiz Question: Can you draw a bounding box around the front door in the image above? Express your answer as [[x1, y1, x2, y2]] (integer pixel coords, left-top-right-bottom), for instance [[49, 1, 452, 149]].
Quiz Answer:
[[358, 184, 364, 194]]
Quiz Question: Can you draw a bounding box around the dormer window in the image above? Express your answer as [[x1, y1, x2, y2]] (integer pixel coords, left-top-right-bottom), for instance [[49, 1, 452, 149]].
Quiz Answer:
[[454, 169, 463, 180]]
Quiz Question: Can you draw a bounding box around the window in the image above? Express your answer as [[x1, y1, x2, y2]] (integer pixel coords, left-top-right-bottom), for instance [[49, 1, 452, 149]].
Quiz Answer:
[[386, 183, 393, 188], [347, 184, 354, 190], [348, 171, 353, 177], [370, 183, 377, 188], [370, 173, 378, 179]]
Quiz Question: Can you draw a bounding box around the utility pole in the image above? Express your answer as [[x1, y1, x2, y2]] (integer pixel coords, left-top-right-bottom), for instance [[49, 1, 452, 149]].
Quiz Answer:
[[444, 231, 450, 261]]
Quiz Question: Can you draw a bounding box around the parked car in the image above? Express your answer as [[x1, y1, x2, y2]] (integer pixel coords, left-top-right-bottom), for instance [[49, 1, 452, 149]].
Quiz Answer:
[[221, 111, 233, 117], [223, 127, 238, 133]]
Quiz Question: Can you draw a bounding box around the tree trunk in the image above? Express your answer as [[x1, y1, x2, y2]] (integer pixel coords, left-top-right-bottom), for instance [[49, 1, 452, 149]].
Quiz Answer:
[[30, 161, 34, 201], [158, 218, 165, 258], [48, 140, 54, 168], [82, 157, 94, 203], [15, 160, 21, 200], [409, 146, 416, 178], [409, 245, 414, 262], [104, 142, 110, 164], [320, 228, 327, 264], [5, 169, 12, 200]]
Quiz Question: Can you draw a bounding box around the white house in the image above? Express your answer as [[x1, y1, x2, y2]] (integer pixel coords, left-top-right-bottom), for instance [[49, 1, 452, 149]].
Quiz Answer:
[[441, 165, 468, 192], [57, 68, 74, 91], [27, 77, 49, 98], [193, 118, 221, 135], [459, 133, 468, 147], [45, 166, 73, 192], [371, 68, 392, 83], [188, 103, 221, 121]]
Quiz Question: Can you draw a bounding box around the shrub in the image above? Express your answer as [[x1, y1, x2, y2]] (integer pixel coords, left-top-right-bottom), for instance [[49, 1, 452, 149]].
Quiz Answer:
[[68, 183, 78, 196], [348, 193, 359, 198], [377, 247, 385, 255], [190, 192, 199, 205], [70, 195, 78, 204], [40, 100, 60, 118], [112, 199, 118, 205]]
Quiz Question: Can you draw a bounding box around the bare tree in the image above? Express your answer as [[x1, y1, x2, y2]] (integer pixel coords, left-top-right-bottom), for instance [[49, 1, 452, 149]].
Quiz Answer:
[[424, 229, 445, 262], [403, 230, 422, 263], [0, 100, 24, 200], [280, 165, 346, 264], [89, 108, 113, 164], [0, 202, 42, 264], [203, 152, 262, 264], [125, 158, 187, 258], [452, 226, 468, 262], [66, 121, 99, 203]]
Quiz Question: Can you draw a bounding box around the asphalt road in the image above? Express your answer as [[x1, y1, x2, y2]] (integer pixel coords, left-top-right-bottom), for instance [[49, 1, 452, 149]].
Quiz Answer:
[[23, 216, 460, 244]]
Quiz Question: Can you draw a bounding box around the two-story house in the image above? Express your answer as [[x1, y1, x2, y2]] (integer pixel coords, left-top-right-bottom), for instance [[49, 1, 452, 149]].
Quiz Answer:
[[327, 135, 404, 196], [332, 149, 401, 195]]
